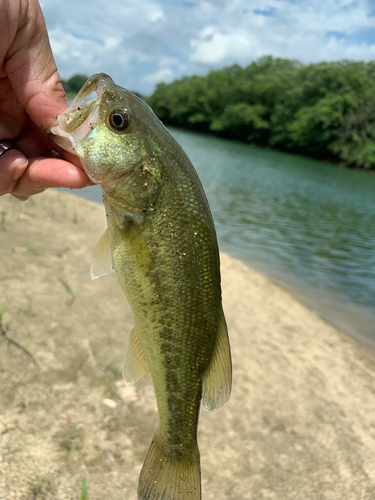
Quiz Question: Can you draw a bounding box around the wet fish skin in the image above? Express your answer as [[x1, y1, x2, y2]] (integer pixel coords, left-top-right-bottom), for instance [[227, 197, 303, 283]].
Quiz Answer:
[[50, 74, 232, 500]]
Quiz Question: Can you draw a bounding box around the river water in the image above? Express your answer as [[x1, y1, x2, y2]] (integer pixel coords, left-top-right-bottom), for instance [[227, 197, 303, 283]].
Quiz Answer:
[[64, 126, 375, 348]]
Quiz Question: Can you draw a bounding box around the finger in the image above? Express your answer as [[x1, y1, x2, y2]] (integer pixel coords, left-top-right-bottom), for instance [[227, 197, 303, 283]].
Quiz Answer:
[[5, 0, 67, 129], [11, 157, 93, 198], [3, 119, 50, 159], [0, 78, 28, 139], [1, 117, 84, 174], [17, 121, 84, 170], [48, 143, 84, 170], [0, 148, 29, 196]]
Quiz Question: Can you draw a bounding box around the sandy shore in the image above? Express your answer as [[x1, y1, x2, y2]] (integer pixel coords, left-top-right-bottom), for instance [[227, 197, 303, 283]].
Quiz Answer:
[[0, 189, 374, 500]]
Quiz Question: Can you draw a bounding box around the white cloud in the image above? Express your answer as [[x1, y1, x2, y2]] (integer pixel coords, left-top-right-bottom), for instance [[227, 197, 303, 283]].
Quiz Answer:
[[190, 28, 257, 64], [40, 0, 375, 94], [142, 68, 176, 84], [159, 56, 180, 67], [189, 0, 375, 67]]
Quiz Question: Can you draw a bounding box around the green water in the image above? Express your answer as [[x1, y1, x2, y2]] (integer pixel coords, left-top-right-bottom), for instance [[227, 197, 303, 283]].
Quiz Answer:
[[66, 126, 375, 348]]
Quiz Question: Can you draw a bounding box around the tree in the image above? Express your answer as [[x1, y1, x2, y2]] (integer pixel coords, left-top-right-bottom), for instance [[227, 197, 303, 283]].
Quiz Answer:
[[62, 74, 89, 96], [147, 57, 375, 169]]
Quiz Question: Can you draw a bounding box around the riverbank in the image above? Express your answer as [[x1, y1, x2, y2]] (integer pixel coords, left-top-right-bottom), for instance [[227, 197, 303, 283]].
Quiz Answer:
[[1, 189, 375, 500], [147, 58, 375, 171], [158, 123, 375, 175], [169, 125, 375, 347]]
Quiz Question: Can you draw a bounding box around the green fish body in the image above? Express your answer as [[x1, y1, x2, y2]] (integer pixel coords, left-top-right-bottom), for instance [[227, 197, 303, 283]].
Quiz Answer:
[[50, 74, 232, 500]]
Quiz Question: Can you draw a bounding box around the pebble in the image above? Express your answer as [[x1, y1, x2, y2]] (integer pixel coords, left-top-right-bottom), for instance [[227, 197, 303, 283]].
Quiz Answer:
[[103, 398, 117, 409]]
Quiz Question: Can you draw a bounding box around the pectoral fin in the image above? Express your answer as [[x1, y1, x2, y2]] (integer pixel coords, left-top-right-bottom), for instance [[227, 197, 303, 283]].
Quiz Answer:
[[123, 326, 149, 384], [90, 230, 114, 280], [202, 309, 232, 411]]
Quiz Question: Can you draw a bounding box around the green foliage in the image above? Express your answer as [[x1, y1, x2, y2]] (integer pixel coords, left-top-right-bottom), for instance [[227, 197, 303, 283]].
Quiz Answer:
[[330, 101, 375, 168], [288, 92, 358, 152], [210, 103, 269, 141], [0, 420, 8, 435], [147, 57, 375, 169], [57, 278, 74, 297], [57, 278, 75, 304], [81, 475, 87, 500], [62, 74, 88, 96]]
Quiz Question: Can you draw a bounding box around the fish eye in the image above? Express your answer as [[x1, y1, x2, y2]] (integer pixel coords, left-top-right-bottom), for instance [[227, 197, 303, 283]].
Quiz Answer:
[[109, 109, 131, 131]]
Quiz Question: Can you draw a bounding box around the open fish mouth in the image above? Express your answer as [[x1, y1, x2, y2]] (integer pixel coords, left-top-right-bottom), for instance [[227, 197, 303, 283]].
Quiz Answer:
[[49, 74, 129, 185], [49, 74, 113, 149]]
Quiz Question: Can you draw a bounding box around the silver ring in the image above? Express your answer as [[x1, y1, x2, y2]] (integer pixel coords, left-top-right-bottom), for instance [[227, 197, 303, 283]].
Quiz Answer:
[[0, 140, 16, 158]]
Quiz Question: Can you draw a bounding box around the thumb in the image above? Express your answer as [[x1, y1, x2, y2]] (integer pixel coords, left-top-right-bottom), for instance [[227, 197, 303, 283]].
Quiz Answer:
[[5, 0, 67, 130]]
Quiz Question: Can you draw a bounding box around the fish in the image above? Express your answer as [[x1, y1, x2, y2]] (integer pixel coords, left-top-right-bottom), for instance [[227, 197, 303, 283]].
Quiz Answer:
[[49, 73, 232, 500]]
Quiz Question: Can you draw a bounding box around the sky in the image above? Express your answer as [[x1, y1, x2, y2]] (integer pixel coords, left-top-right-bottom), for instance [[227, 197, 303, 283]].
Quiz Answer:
[[41, 0, 375, 95]]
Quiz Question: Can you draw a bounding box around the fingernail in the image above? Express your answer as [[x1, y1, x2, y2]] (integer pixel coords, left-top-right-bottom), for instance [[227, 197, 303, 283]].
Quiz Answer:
[[11, 159, 29, 181]]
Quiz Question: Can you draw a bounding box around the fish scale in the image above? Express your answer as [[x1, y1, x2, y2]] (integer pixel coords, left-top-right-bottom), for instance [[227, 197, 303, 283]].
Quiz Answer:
[[105, 176, 217, 448], [49, 73, 232, 500]]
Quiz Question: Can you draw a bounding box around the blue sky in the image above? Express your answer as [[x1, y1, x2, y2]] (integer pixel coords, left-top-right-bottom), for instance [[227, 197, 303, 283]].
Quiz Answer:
[[40, 0, 375, 95]]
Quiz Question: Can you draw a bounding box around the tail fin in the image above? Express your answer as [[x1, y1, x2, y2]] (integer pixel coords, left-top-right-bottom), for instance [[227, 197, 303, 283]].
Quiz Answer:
[[138, 431, 201, 500]]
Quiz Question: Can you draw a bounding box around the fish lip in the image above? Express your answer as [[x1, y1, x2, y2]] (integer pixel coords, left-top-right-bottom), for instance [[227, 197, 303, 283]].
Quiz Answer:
[[48, 77, 106, 149], [48, 124, 76, 155]]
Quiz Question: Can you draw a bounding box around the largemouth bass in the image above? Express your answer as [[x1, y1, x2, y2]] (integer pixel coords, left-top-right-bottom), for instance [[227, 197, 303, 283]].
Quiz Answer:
[[50, 74, 232, 500]]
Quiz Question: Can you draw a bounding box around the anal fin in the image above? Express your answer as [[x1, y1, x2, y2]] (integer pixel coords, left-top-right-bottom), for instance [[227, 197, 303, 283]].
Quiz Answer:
[[202, 308, 232, 411]]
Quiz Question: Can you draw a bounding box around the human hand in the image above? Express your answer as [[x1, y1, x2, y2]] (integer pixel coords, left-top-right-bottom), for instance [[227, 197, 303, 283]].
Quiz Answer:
[[0, 0, 91, 200]]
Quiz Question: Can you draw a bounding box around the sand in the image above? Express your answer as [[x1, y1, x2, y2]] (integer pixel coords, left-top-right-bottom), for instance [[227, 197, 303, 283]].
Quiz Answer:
[[0, 189, 374, 500]]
